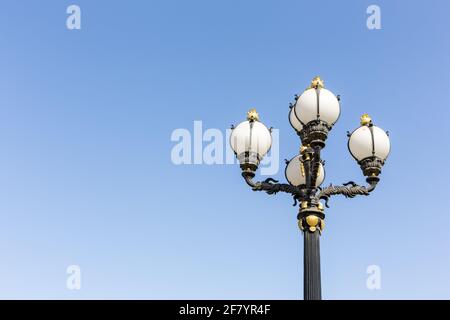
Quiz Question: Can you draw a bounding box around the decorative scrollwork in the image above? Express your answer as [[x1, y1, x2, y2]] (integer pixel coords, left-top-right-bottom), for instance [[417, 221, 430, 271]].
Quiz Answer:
[[243, 174, 308, 206], [299, 120, 331, 147], [253, 178, 301, 195], [316, 181, 370, 208]]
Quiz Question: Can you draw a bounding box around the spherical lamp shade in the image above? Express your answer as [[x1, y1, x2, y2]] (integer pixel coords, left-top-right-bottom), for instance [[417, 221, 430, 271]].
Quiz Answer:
[[293, 81, 340, 126], [230, 109, 272, 170], [230, 120, 272, 156], [348, 115, 390, 162], [285, 155, 325, 187], [289, 107, 303, 132]]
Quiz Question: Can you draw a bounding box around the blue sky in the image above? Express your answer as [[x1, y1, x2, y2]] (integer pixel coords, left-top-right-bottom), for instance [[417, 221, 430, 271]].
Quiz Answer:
[[0, 0, 449, 299]]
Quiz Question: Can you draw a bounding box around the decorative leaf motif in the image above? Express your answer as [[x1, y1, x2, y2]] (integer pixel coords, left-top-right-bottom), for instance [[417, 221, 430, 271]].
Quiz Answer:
[[317, 182, 370, 207]]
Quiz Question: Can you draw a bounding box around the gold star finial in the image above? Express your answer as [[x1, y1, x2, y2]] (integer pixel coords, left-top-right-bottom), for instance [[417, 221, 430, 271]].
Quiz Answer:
[[246, 108, 259, 122], [360, 114, 372, 126], [309, 76, 324, 89]]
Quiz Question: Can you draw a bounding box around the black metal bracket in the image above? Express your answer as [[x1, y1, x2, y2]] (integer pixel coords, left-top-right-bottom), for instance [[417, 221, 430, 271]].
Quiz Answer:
[[316, 178, 378, 208], [242, 171, 308, 206]]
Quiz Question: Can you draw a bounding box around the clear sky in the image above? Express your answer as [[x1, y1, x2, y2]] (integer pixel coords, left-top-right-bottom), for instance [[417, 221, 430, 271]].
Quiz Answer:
[[0, 0, 449, 299]]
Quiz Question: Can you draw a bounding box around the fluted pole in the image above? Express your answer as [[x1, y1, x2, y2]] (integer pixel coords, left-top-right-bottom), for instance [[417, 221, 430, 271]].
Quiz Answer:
[[303, 229, 321, 300]]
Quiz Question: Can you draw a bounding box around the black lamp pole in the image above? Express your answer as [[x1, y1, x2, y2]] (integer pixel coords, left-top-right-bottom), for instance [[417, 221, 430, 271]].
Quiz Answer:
[[233, 76, 389, 300], [304, 229, 321, 300]]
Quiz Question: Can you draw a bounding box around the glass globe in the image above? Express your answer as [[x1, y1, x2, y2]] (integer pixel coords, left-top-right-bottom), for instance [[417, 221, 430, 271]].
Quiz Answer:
[[293, 77, 340, 127], [285, 155, 325, 187], [348, 115, 390, 162], [289, 107, 303, 132], [230, 109, 272, 168]]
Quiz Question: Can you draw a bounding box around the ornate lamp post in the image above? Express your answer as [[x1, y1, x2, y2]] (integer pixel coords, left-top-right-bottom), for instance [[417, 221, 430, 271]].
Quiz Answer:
[[229, 77, 390, 300]]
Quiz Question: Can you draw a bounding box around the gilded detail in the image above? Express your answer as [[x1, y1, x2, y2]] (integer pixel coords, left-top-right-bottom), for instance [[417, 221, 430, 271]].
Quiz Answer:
[[360, 114, 372, 126], [308, 76, 324, 89], [247, 108, 259, 122]]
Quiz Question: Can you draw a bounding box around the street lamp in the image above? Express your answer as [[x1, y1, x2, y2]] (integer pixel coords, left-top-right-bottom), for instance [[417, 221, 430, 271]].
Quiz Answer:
[[230, 76, 390, 300]]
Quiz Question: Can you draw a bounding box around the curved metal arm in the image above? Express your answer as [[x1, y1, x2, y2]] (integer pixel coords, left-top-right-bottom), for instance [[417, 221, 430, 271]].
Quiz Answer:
[[316, 179, 379, 208], [242, 173, 299, 195], [242, 172, 308, 205]]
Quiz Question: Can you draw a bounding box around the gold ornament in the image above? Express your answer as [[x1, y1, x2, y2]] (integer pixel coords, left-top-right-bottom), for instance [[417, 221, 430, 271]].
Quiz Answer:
[[360, 114, 372, 126], [308, 76, 324, 89], [300, 144, 311, 160], [319, 219, 325, 231], [246, 108, 259, 122], [306, 215, 319, 227]]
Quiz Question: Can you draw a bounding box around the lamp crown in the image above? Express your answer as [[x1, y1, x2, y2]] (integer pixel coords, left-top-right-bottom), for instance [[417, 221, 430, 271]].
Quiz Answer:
[[247, 108, 259, 122], [360, 114, 372, 126], [309, 76, 324, 89]]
